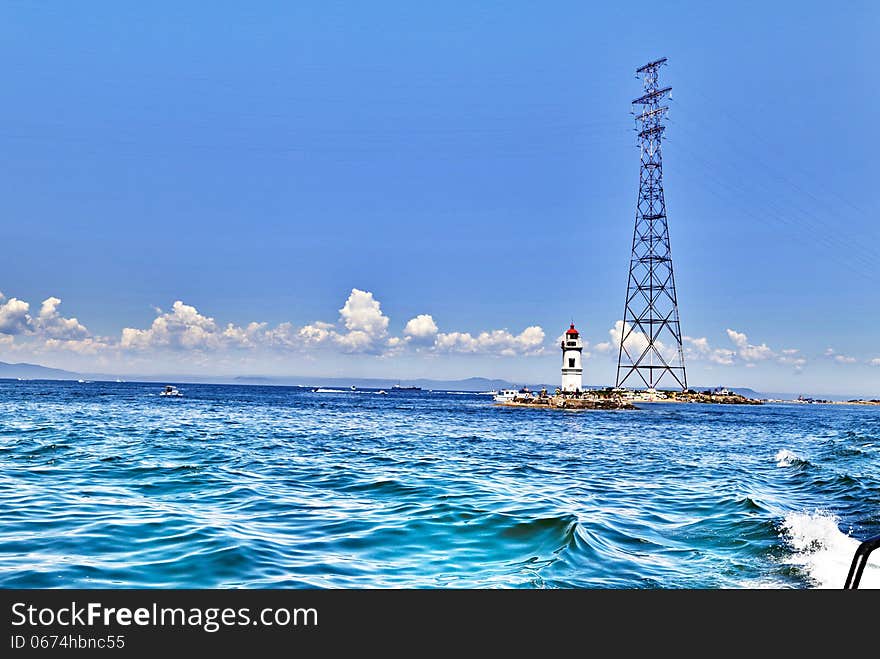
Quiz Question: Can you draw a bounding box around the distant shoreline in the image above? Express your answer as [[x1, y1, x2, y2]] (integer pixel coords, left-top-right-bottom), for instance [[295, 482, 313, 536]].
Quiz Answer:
[[1, 371, 877, 403]]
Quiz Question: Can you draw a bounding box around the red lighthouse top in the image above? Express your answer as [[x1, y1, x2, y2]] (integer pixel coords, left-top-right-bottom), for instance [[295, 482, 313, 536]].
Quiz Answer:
[[566, 323, 579, 336]]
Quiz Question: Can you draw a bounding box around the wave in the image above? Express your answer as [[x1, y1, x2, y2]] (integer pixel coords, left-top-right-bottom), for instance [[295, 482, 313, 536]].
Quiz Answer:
[[775, 449, 809, 468], [780, 511, 879, 589]]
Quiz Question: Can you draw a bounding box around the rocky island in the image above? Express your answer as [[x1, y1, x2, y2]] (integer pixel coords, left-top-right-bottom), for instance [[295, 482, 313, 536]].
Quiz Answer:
[[495, 386, 762, 411]]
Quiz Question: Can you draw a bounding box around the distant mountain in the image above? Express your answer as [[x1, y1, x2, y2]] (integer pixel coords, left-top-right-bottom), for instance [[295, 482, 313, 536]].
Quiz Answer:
[[0, 361, 81, 380], [408, 377, 542, 391], [230, 375, 538, 391]]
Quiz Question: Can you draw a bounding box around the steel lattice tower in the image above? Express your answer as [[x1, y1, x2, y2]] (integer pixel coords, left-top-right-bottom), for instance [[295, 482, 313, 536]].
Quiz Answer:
[[615, 57, 687, 390]]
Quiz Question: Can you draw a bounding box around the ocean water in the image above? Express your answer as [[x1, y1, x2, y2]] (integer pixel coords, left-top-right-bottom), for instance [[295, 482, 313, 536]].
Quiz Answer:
[[0, 379, 878, 589]]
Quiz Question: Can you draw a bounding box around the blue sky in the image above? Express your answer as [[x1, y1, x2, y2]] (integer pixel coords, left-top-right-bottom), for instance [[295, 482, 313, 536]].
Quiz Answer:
[[0, 2, 877, 395]]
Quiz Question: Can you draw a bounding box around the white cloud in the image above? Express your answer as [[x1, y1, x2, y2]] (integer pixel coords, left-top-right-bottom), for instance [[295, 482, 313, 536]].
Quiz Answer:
[[403, 314, 438, 343], [336, 330, 376, 353], [604, 328, 807, 371], [608, 320, 681, 364], [722, 329, 805, 369], [339, 289, 389, 337], [118, 290, 386, 356], [35, 297, 90, 340], [121, 301, 227, 350], [433, 331, 478, 353], [221, 321, 268, 348], [777, 348, 807, 369], [712, 347, 737, 365], [725, 329, 747, 348], [726, 329, 773, 361], [870, 358, 880, 367], [0, 295, 102, 356], [685, 336, 710, 353], [0, 287, 550, 361], [434, 326, 545, 356], [824, 347, 857, 364], [296, 321, 335, 346], [293, 290, 392, 354], [385, 336, 406, 351], [0, 297, 32, 335], [42, 337, 109, 355], [684, 335, 736, 365], [118, 301, 270, 352], [611, 320, 648, 358], [262, 322, 298, 349], [0, 295, 88, 340]]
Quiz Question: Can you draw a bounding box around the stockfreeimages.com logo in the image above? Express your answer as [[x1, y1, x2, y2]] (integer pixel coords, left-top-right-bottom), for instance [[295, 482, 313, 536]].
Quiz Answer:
[[11, 601, 318, 633]]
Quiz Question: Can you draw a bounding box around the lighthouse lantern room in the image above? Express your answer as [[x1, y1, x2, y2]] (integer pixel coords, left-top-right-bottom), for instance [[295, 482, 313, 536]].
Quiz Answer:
[[561, 323, 583, 392]]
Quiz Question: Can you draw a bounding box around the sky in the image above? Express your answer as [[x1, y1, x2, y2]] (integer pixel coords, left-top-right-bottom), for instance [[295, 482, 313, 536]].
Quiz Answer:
[[0, 1, 878, 395]]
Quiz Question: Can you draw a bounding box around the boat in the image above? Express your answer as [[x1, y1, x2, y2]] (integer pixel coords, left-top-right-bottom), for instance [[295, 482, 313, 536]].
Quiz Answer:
[[159, 385, 183, 397], [391, 383, 422, 391], [350, 385, 356, 391], [493, 389, 521, 403], [846, 532, 880, 589]]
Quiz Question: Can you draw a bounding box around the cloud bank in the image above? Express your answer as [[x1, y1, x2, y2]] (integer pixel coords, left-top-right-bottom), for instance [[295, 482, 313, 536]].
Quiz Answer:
[[0, 288, 547, 360], [595, 322, 810, 371], [2, 290, 875, 374]]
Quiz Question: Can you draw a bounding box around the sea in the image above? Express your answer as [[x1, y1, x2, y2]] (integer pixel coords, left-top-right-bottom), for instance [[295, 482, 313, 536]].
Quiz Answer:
[[0, 379, 878, 589]]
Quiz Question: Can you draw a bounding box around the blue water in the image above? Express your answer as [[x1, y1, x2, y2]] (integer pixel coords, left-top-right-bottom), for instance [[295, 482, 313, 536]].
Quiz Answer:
[[0, 379, 878, 588]]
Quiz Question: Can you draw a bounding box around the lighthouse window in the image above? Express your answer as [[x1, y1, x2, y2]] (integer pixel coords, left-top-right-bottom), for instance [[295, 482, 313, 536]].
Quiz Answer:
[[568, 358, 575, 368], [567, 341, 576, 346]]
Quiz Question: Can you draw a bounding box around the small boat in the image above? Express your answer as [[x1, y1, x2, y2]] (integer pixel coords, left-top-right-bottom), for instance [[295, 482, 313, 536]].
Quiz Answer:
[[159, 385, 183, 397], [493, 389, 521, 403]]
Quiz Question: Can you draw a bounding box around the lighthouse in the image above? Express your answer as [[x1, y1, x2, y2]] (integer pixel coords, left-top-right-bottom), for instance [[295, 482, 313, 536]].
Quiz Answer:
[[561, 323, 583, 392]]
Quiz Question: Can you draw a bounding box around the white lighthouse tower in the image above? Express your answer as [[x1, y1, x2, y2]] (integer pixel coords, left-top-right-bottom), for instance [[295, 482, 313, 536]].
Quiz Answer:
[[561, 323, 583, 392]]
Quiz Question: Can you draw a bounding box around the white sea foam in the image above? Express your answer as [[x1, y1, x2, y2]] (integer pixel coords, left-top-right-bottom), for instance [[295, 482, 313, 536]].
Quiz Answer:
[[314, 388, 388, 395], [774, 449, 800, 467], [781, 511, 880, 589]]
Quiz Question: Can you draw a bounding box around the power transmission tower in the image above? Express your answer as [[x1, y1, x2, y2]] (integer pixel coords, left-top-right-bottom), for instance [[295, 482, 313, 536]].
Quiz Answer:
[[615, 57, 688, 391]]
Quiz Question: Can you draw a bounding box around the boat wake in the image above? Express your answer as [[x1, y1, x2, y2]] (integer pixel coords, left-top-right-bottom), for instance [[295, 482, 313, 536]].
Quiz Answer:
[[780, 511, 880, 589]]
